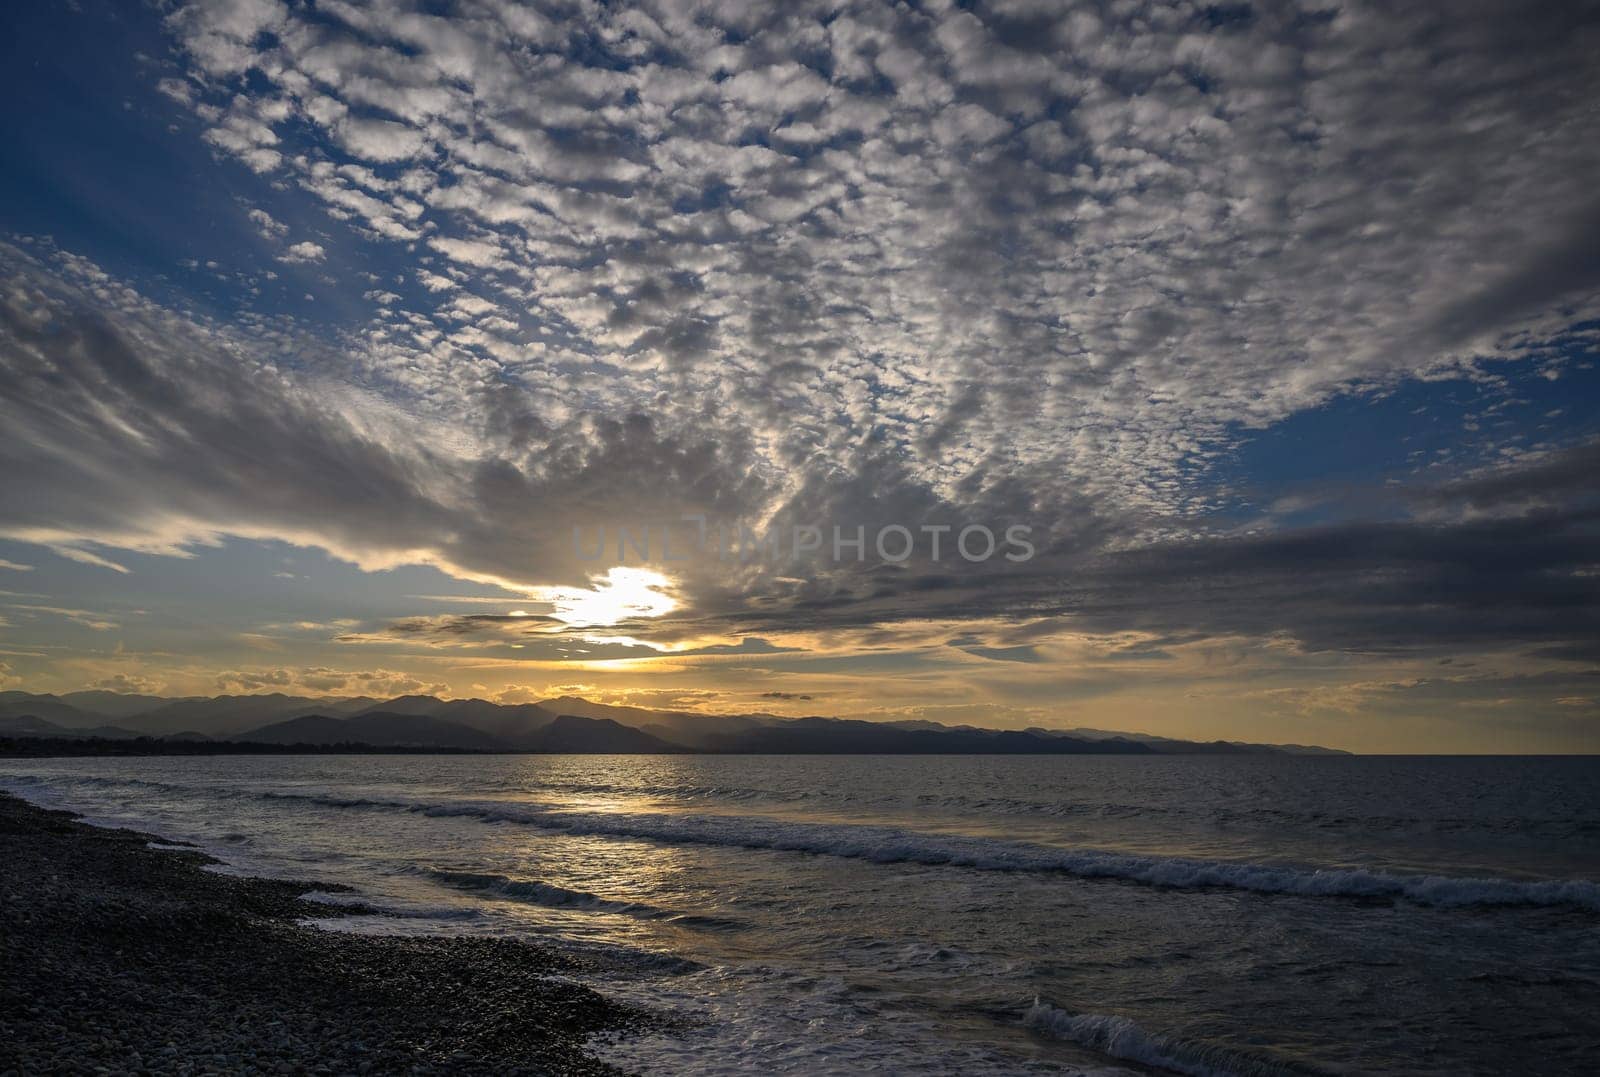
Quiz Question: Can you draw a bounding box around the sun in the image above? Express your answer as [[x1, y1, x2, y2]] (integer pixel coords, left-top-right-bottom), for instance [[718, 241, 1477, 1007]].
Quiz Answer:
[[536, 567, 679, 628]]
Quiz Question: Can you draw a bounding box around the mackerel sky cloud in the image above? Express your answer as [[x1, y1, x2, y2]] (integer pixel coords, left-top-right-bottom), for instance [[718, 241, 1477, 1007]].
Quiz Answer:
[[0, 0, 1597, 750]]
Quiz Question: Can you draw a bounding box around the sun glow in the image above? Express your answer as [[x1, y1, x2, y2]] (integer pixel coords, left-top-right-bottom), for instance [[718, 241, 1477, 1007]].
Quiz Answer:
[[536, 567, 679, 628]]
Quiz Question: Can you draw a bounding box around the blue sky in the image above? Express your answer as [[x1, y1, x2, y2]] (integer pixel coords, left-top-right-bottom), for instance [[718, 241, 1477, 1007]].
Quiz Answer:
[[1, 0, 1598, 750]]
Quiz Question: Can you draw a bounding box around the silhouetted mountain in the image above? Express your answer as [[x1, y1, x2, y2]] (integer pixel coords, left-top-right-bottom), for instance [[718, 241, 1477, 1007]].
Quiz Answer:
[[0, 690, 1350, 754], [238, 712, 503, 750], [0, 693, 106, 728], [126, 694, 376, 737], [58, 691, 187, 718], [534, 696, 678, 727], [460, 703, 556, 741], [0, 715, 140, 739], [345, 702, 677, 752], [352, 697, 688, 748], [692, 716, 1153, 754], [356, 696, 558, 743], [353, 694, 448, 717], [1050, 727, 1351, 756], [377, 697, 560, 739], [881, 719, 988, 733], [636, 712, 779, 749], [536, 697, 796, 749], [236, 710, 678, 753], [525, 714, 680, 753]]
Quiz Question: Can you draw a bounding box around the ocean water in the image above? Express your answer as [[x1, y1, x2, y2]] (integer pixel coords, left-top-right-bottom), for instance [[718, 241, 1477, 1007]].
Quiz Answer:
[[4, 754, 1599, 1075]]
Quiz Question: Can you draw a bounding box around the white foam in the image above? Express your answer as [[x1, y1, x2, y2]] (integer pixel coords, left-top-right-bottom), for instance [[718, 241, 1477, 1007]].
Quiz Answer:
[[594, 966, 1105, 1076], [1024, 1001, 1287, 1077]]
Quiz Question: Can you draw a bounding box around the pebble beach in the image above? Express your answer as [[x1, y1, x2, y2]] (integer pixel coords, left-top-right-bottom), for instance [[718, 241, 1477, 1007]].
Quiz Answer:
[[0, 792, 645, 1075]]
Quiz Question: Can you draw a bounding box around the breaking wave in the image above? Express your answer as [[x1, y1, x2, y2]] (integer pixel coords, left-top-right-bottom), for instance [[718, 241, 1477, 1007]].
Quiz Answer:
[[418, 868, 742, 930], [251, 790, 1600, 913], [1024, 1000, 1297, 1077]]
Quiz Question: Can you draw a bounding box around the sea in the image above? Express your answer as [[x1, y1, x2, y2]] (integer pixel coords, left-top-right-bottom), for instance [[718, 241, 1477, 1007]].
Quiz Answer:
[[3, 754, 1598, 1075]]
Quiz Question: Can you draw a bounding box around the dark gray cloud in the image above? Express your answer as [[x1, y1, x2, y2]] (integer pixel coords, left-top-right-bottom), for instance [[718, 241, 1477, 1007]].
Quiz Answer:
[[1084, 493, 1600, 657], [659, 438, 1600, 666]]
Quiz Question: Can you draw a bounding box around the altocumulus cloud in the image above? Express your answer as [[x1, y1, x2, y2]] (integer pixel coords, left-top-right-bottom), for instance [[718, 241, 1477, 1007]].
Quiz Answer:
[[152, 0, 1600, 504]]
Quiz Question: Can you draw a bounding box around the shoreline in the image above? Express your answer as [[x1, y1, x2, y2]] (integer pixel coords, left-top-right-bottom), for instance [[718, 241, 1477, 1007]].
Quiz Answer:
[[0, 791, 647, 1075]]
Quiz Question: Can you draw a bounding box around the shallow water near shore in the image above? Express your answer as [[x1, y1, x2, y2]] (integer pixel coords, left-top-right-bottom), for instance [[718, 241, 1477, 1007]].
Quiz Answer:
[[5, 754, 1600, 1075]]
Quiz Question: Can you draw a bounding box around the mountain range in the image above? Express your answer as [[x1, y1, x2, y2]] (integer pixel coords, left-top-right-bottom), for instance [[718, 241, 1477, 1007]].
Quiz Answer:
[[0, 690, 1349, 755]]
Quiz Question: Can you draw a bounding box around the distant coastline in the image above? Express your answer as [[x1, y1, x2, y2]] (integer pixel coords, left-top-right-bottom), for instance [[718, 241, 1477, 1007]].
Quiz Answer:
[[0, 735, 498, 758], [0, 733, 1350, 759], [0, 690, 1351, 756]]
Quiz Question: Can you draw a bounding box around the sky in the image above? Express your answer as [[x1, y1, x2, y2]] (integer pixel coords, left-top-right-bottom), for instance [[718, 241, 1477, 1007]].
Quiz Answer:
[[1, 0, 1598, 752]]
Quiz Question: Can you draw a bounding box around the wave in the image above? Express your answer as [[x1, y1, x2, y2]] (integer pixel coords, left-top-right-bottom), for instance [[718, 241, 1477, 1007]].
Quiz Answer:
[[0, 773, 199, 795], [421, 868, 739, 929], [8, 775, 1597, 913], [295, 887, 489, 925], [505, 778, 815, 804], [426, 867, 622, 907], [248, 790, 1600, 913], [486, 776, 1600, 841], [19, 770, 1596, 845], [424, 868, 660, 915], [1024, 1000, 1297, 1077]]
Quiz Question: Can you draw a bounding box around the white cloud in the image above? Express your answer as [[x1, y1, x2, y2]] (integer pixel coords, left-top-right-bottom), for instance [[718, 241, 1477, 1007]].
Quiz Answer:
[[277, 240, 325, 264], [415, 269, 459, 292], [427, 236, 506, 269], [166, 0, 286, 76], [153, 0, 1600, 521], [336, 116, 428, 163], [155, 77, 194, 106], [49, 546, 130, 574], [247, 207, 287, 240]]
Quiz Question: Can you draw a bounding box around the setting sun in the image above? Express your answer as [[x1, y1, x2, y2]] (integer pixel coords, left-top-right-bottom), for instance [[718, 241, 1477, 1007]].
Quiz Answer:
[[535, 567, 678, 628]]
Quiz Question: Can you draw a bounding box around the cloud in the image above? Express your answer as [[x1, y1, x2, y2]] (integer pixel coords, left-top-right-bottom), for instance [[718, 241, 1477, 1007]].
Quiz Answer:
[[277, 240, 325, 264], [336, 116, 428, 163], [155, 77, 194, 106], [90, 673, 165, 695], [5, 233, 1596, 678], [0, 559, 33, 572], [1076, 491, 1600, 658], [142, 0, 1599, 512], [492, 683, 559, 705], [426, 236, 505, 269], [247, 207, 288, 240], [48, 546, 130, 574], [213, 666, 447, 697], [214, 667, 294, 690], [4, 1, 1599, 713], [3, 603, 121, 631], [166, 0, 286, 77]]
